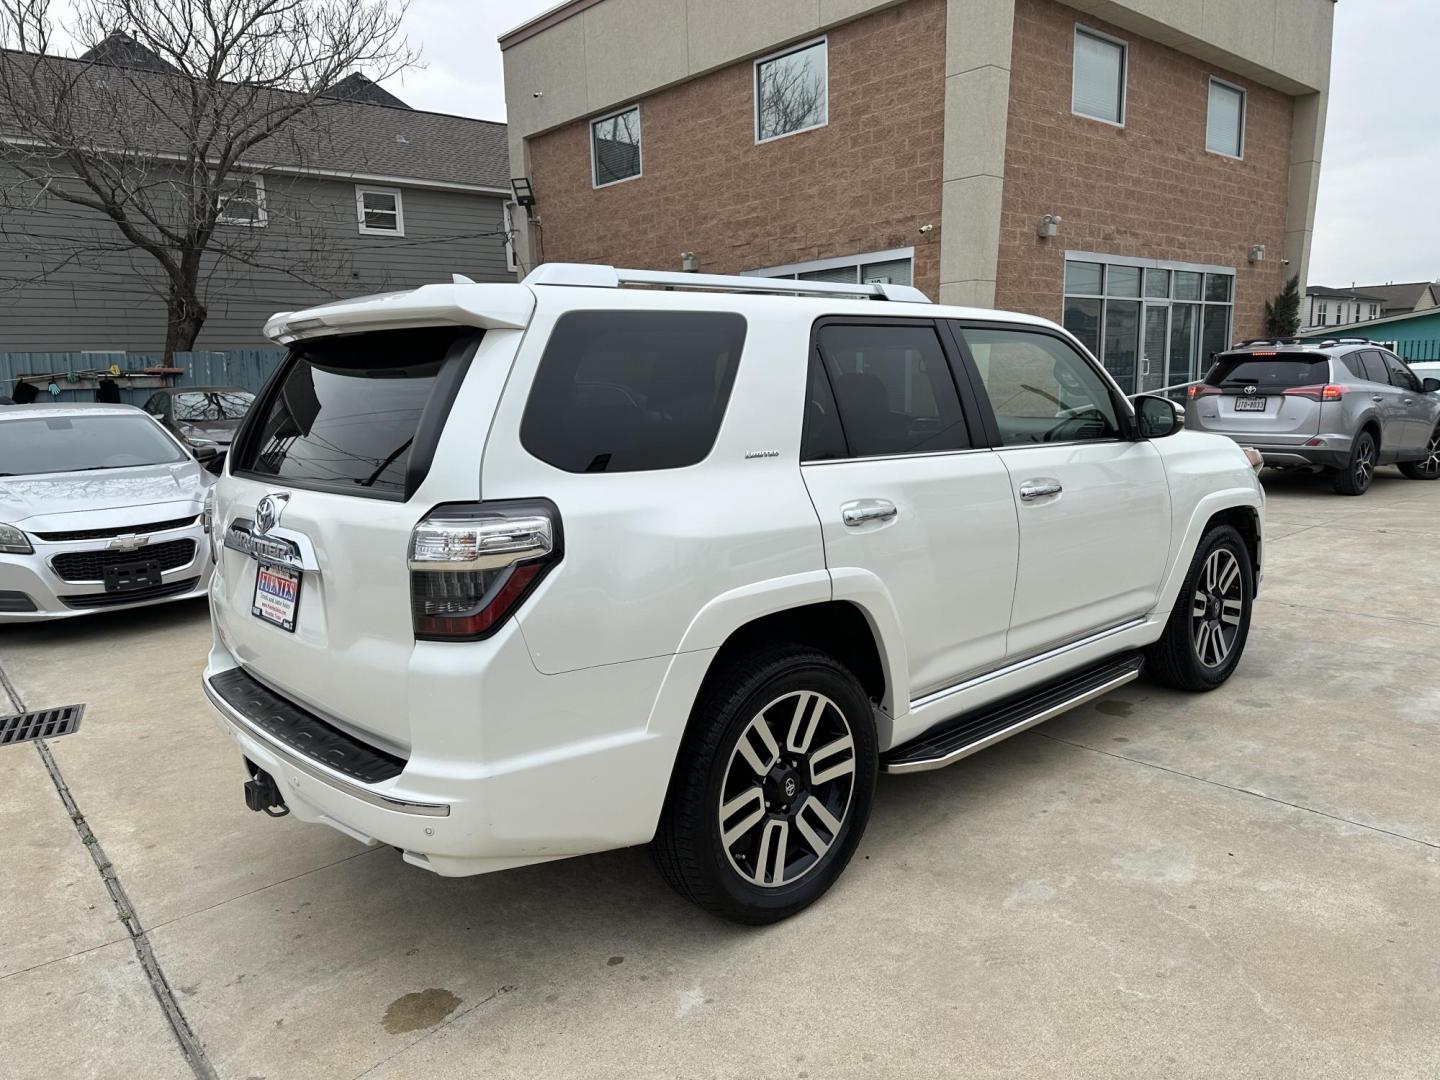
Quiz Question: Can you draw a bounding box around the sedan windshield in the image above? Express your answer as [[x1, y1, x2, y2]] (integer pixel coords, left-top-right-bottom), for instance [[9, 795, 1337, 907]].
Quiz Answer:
[[173, 390, 255, 421], [0, 414, 188, 476]]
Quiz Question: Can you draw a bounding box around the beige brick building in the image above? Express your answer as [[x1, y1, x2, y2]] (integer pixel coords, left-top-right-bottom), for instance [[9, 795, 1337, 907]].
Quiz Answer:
[[500, 0, 1334, 393]]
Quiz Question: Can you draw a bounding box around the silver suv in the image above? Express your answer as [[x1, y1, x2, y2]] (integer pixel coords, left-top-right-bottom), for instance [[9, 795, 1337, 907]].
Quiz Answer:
[[1186, 339, 1440, 495]]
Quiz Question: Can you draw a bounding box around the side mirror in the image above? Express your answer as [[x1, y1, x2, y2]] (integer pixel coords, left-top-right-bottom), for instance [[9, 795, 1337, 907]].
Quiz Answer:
[[203, 449, 227, 475], [190, 440, 221, 464], [1423, 378, 1440, 393], [1134, 394, 1184, 439]]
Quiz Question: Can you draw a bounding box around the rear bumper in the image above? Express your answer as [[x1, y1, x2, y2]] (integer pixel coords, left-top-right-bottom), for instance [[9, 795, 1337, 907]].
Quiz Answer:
[[1205, 431, 1354, 469], [202, 623, 699, 877]]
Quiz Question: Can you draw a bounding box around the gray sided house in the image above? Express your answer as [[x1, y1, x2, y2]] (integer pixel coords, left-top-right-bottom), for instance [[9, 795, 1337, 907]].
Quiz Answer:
[[0, 47, 514, 353]]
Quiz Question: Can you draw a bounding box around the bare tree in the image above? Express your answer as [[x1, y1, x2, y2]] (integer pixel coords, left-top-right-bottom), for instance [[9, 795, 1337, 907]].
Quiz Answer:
[[0, 0, 417, 357]]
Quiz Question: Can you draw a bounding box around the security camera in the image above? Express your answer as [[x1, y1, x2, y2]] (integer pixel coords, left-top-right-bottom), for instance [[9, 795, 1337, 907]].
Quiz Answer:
[[1281, 259, 1291, 265], [918, 224, 934, 234], [532, 91, 543, 99]]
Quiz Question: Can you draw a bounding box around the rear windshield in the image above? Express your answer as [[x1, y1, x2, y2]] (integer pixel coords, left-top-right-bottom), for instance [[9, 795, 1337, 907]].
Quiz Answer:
[[234, 327, 475, 498], [521, 311, 746, 473], [1205, 354, 1330, 391], [0, 413, 186, 477]]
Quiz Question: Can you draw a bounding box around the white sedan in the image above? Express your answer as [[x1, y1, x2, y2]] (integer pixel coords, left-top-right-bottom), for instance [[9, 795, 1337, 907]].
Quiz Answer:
[[0, 403, 213, 622]]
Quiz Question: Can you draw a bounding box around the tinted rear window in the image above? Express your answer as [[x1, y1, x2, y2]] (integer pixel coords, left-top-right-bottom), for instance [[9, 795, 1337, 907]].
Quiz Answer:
[[521, 311, 746, 473], [234, 327, 475, 497], [1205, 354, 1330, 390]]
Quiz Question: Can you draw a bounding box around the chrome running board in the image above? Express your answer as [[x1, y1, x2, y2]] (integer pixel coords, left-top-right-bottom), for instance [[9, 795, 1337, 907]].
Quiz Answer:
[[882, 653, 1143, 774]]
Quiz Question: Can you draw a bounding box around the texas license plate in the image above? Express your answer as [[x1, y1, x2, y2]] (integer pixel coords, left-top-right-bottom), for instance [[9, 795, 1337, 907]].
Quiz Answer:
[[1233, 396, 1268, 411], [251, 562, 301, 632]]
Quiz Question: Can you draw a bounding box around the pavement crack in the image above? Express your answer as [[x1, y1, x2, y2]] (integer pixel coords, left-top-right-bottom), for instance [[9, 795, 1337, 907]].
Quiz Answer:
[[0, 657, 219, 1080], [1037, 732, 1440, 852]]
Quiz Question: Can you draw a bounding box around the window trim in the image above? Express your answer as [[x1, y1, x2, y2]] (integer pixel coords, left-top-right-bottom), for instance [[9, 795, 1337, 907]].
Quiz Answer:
[[945, 319, 1139, 450], [754, 36, 829, 145], [215, 175, 267, 227], [744, 247, 915, 281], [1071, 25, 1128, 128], [1205, 76, 1247, 160], [355, 185, 405, 237], [589, 103, 643, 189], [802, 315, 988, 463]]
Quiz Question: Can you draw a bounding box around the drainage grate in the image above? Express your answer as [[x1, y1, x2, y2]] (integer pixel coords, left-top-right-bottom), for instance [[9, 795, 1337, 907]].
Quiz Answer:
[[0, 704, 85, 747]]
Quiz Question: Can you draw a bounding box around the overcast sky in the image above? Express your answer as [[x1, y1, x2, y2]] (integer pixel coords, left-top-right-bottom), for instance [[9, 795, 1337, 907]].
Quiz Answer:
[[381, 0, 1438, 291]]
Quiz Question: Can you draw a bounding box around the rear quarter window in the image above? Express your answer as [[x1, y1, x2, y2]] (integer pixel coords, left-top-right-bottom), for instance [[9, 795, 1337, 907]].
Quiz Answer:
[[1205, 354, 1330, 390], [521, 311, 746, 473], [233, 326, 478, 499]]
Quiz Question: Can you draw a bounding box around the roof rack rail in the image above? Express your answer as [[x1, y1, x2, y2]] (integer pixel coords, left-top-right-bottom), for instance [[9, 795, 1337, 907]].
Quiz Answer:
[[522, 262, 932, 304], [1235, 337, 1309, 347]]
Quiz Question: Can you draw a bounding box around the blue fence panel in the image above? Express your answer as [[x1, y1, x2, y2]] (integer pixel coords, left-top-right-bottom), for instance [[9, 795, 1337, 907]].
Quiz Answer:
[[0, 349, 285, 404]]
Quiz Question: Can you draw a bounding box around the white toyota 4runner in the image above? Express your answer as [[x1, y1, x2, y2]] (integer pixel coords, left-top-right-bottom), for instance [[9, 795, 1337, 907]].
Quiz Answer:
[[202, 264, 1264, 923]]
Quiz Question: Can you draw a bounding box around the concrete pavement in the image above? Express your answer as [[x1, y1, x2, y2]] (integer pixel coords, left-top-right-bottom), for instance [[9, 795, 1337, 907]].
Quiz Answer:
[[2, 467, 1438, 1079]]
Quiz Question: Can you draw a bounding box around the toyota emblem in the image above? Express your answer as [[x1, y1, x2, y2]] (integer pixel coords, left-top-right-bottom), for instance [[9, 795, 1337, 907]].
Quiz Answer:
[[1244, 385, 1258, 395], [255, 492, 289, 535]]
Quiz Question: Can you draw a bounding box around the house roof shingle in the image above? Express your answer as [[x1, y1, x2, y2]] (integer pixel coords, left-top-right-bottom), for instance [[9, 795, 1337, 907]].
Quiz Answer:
[[1306, 285, 1389, 302], [0, 42, 510, 191], [1346, 281, 1440, 315]]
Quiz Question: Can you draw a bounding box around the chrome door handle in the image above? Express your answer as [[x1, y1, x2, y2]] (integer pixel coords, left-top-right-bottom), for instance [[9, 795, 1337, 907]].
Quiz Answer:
[[841, 499, 898, 526], [1372, 394, 1384, 403], [1404, 397, 1415, 404], [1019, 480, 1063, 501]]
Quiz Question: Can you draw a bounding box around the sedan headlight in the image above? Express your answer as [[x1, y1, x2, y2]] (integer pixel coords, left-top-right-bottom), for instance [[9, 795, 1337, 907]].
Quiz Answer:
[[0, 522, 33, 555]]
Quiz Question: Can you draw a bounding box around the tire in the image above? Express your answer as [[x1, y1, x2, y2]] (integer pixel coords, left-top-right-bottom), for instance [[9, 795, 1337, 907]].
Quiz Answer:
[[1398, 425, 1440, 480], [1331, 430, 1377, 495], [651, 645, 878, 924], [1145, 524, 1254, 692]]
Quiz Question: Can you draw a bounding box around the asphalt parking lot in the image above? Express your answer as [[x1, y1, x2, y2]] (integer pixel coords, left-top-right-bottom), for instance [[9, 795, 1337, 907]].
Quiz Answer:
[[3, 468, 1439, 1080]]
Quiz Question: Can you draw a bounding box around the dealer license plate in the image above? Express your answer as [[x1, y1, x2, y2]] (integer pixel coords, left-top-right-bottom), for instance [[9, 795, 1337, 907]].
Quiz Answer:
[[251, 562, 301, 632], [1233, 396, 1268, 411]]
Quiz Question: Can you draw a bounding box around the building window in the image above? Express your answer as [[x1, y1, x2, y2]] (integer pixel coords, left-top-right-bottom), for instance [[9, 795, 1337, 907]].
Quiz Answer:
[[745, 247, 914, 287], [590, 105, 642, 187], [1072, 27, 1126, 126], [216, 176, 266, 226], [1206, 78, 1245, 158], [1317, 302, 1328, 325], [755, 38, 827, 143], [356, 186, 404, 235], [1063, 254, 1234, 396]]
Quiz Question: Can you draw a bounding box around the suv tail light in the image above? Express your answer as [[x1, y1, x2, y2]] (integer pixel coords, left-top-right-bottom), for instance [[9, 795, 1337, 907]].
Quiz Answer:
[[408, 500, 562, 641], [1282, 384, 1344, 401], [1188, 385, 1220, 399]]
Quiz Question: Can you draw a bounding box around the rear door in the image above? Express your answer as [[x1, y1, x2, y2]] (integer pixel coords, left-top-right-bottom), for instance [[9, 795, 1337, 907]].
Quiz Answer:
[[953, 322, 1171, 658], [1194, 352, 1329, 438], [1356, 350, 1411, 454], [1380, 351, 1434, 453], [214, 325, 516, 752], [799, 318, 1019, 696]]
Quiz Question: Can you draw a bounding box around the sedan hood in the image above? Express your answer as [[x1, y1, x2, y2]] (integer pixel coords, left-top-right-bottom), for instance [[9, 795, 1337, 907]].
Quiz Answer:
[[1, 462, 210, 532]]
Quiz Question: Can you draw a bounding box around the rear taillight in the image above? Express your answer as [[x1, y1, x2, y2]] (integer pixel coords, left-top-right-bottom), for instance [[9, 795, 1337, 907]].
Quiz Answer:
[[1188, 385, 1220, 399], [408, 500, 562, 641], [1282, 384, 1344, 401]]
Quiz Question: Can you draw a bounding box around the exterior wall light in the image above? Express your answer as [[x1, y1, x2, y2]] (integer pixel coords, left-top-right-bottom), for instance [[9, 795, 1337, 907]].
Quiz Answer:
[[510, 177, 536, 209], [1037, 214, 1062, 239], [680, 251, 699, 273], [1248, 245, 1266, 264]]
